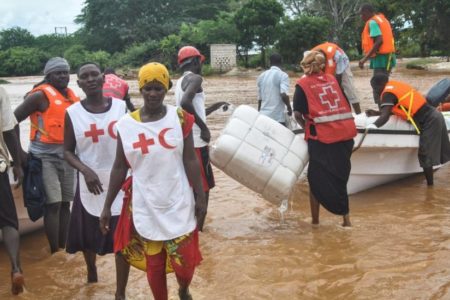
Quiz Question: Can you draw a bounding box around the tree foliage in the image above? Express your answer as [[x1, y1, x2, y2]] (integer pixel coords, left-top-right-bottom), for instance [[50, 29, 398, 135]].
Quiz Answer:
[[0, 47, 47, 76], [0, 27, 35, 51], [76, 0, 231, 53], [234, 0, 284, 66], [277, 16, 331, 65]]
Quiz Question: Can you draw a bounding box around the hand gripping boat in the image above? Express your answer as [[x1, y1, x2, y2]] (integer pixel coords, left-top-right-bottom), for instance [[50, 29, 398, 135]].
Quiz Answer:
[[210, 105, 309, 206]]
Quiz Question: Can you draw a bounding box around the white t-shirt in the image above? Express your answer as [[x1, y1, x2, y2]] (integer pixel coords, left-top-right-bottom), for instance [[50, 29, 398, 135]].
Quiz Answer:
[[0, 87, 18, 164], [257, 66, 290, 122], [175, 71, 207, 148]]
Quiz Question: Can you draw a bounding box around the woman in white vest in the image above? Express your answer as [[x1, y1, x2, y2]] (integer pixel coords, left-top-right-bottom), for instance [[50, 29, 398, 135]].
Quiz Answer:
[[100, 62, 207, 300], [63, 63, 130, 299]]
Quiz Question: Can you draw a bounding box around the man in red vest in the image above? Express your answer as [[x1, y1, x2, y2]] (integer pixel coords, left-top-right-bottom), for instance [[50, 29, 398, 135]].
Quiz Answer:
[[359, 3, 396, 107], [102, 68, 135, 111]]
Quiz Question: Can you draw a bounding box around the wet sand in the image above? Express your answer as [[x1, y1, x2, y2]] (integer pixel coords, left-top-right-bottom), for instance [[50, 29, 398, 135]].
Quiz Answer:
[[1, 62, 450, 299]]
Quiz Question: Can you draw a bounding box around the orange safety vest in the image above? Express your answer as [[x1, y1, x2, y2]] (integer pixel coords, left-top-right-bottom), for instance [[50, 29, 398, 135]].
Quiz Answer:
[[29, 84, 79, 144], [312, 42, 343, 75], [296, 73, 357, 144], [361, 14, 395, 56], [381, 80, 426, 134], [103, 74, 129, 100]]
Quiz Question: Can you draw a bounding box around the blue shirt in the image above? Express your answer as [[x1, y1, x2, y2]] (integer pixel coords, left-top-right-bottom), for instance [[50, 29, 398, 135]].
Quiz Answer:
[[257, 66, 290, 122]]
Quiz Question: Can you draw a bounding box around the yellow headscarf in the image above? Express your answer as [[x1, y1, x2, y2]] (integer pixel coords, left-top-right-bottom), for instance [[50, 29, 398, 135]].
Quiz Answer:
[[138, 62, 170, 90], [300, 50, 325, 75]]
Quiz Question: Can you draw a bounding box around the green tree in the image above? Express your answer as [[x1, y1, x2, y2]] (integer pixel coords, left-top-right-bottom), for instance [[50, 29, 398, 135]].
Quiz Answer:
[[34, 34, 76, 57], [0, 47, 47, 76], [234, 0, 284, 67], [277, 16, 331, 65], [64, 45, 89, 70], [0, 27, 35, 50], [76, 0, 231, 53]]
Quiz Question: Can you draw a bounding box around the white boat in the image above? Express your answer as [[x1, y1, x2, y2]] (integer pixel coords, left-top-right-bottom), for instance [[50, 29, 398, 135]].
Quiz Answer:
[[346, 112, 450, 194], [294, 112, 450, 194]]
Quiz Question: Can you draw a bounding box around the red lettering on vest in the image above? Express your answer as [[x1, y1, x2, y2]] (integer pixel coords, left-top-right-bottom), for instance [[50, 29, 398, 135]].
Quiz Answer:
[[108, 121, 118, 139], [319, 85, 340, 110], [133, 133, 155, 154], [85, 124, 105, 143]]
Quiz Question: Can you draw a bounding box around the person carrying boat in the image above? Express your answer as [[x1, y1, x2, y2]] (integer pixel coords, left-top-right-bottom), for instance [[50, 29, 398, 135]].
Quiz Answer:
[[100, 62, 206, 300], [311, 42, 361, 114], [63, 63, 130, 299], [358, 3, 396, 107], [14, 57, 79, 254], [175, 46, 215, 223], [0, 87, 25, 295], [293, 51, 357, 227], [366, 80, 450, 185]]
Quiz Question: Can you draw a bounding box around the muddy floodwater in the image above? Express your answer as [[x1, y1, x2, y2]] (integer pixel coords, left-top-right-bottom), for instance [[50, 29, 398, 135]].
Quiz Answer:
[[1, 61, 450, 299]]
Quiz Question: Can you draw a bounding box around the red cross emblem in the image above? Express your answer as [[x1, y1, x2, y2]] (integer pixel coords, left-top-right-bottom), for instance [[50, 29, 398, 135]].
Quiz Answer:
[[318, 85, 340, 110], [133, 133, 155, 154], [107, 77, 123, 89], [84, 124, 105, 143]]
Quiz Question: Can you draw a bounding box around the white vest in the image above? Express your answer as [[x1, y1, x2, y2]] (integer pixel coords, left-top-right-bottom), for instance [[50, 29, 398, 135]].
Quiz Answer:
[[66, 98, 126, 217], [175, 71, 207, 147], [116, 105, 196, 241]]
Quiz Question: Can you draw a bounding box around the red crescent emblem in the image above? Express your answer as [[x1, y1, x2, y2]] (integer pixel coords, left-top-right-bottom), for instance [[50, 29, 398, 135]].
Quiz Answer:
[[158, 128, 176, 149], [108, 120, 118, 139]]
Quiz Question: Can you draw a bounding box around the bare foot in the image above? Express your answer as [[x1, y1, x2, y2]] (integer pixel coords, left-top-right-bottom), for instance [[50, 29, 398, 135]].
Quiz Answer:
[[87, 266, 98, 283], [342, 214, 352, 227], [11, 272, 24, 295], [179, 287, 193, 300], [115, 293, 126, 300]]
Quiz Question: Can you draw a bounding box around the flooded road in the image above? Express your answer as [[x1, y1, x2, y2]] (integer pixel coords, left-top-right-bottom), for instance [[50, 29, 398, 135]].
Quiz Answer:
[[1, 62, 450, 299]]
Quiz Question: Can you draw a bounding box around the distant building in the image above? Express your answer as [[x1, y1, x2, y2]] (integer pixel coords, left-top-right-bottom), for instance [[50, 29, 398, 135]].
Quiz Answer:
[[210, 44, 237, 71]]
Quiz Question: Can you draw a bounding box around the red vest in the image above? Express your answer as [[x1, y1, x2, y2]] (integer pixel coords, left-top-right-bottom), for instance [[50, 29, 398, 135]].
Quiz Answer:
[[296, 73, 356, 144], [103, 74, 129, 99]]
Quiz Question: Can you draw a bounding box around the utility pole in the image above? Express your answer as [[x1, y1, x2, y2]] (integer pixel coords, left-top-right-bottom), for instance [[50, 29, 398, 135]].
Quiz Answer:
[[54, 26, 68, 37]]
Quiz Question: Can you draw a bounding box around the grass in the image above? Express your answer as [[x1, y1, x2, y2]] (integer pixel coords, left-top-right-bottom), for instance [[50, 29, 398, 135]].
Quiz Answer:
[[0, 79, 10, 84], [406, 58, 442, 70]]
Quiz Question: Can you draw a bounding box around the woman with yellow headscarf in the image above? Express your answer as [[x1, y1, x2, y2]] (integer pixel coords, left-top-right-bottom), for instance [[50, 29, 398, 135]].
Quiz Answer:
[[293, 51, 357, 227], [100, 62, 206, 300]]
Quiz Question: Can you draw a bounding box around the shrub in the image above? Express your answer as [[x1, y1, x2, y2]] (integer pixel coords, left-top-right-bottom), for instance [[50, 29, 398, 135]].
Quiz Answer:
[[0, 47, 48, 76]]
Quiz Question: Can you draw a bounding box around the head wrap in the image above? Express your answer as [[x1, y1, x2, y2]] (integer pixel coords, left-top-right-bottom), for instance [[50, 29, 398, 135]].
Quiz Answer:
[[300, 50, 325, 75], [43, 57, 70, 75], [138, 62, 170, 90]]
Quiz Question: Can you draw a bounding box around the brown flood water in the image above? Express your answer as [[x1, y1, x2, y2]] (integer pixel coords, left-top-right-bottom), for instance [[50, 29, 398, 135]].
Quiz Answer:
[[1, 61, 450, 299]]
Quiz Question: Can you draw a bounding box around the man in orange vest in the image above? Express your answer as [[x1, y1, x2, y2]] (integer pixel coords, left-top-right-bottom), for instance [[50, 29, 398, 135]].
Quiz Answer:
[[312, 42, 361, 114], [102, 68, 135, 111], [14, 57, 79, 254], [366, 80, 450, 185], [359, 3, 396, 107]]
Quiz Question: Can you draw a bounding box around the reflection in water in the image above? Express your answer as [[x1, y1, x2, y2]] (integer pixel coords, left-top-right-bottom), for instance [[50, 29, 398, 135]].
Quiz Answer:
[[1, 67, 450, 299]]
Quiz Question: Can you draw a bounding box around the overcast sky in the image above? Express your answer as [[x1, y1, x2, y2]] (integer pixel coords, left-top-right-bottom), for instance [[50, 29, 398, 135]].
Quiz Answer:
[[0, 0, 85, 36]]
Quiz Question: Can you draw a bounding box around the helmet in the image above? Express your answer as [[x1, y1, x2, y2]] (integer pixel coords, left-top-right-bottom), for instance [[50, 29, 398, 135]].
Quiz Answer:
[[177, 46, 205, 65]]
